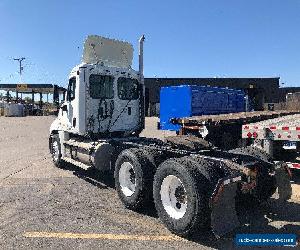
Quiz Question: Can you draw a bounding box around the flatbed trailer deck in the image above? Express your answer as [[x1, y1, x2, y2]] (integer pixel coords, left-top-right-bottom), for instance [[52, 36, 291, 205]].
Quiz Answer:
[[173, 110, 300, 127], [171, 110, 300, 150], [242, 113, 300, 170]]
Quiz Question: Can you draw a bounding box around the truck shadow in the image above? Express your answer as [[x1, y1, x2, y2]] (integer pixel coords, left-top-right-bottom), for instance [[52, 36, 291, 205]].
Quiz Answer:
[[189, 198, 300, 249], [65, 163, 159, 216], [64, 163, 115, 189]]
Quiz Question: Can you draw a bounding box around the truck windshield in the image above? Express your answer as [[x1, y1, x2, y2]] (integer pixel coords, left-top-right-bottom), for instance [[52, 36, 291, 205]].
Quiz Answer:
[[89, 74, 114, 99], [117, 77, 139, 100]]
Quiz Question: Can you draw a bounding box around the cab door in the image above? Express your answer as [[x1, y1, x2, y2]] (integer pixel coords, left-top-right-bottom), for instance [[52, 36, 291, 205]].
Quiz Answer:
[[61, 77, 76, 131], [88, 74, 115, 133]]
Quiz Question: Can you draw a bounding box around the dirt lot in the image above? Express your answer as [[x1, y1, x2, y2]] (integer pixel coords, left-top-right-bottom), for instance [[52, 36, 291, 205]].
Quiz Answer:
[[0, 116, 299, 249]]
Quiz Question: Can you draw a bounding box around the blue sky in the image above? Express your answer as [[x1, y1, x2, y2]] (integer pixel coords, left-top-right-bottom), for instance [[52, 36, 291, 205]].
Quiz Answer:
[[0, 0, 299, 88]]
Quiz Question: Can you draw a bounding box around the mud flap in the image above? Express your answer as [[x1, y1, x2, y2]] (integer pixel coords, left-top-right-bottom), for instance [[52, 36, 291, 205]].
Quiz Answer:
[[210, 177, 241, 238], [275, 162, 292, 201]]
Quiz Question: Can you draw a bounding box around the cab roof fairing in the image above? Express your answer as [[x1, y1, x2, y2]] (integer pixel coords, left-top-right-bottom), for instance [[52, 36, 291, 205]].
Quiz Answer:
[[82, 35, 134, 69]]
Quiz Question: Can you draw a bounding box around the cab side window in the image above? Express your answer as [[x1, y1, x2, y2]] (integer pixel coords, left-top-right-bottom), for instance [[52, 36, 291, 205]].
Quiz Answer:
[[89, 74, 114, 99], [67, 77, 76, 101], [117, 77, 139, 100]]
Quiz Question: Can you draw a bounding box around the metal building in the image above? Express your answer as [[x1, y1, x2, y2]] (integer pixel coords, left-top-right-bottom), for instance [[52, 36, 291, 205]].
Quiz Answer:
[[144, 77, 280, 116]]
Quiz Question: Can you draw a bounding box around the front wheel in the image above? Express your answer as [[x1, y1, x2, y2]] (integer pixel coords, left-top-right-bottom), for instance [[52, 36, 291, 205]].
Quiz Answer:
[[153, 158, 211, 237], [50, 134, 65, 168]]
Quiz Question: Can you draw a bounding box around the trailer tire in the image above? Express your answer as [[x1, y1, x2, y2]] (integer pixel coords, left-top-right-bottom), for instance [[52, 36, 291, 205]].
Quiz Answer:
[[230, 146, 276, 202], [114, 148, 156, 211], [255, 169, 277, 202], [153, 158, 211, 237], [50, 134, 65, 168]]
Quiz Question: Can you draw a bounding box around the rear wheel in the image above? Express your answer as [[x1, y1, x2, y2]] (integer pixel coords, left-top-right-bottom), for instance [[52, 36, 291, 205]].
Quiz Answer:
[[153, 158, 211, 237], [230, 146, 276, 202], [255, 168, 277, 202], [114, 148, 156, 210]]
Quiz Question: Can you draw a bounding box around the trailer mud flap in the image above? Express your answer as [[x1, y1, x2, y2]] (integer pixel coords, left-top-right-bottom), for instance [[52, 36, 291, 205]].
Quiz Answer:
[[210, 176, 241, 238], [275, 163, 292, 201]]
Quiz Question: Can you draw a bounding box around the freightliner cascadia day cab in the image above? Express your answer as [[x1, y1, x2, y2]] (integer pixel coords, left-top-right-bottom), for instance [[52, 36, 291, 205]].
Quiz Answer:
[[49, 35, 292, 238]]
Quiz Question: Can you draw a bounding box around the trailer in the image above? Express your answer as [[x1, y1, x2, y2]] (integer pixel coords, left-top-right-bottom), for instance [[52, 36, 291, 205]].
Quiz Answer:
[[242, 113, 300, 170], [171, 110, 300, 150], [49, 35, 292, 238]]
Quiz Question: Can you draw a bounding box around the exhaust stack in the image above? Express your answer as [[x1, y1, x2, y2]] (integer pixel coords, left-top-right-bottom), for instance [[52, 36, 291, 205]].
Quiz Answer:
[[139, 35, 145, 84]]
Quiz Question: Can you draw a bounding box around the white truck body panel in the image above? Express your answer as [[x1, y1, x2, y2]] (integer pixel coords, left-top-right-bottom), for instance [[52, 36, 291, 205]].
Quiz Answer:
[[85, 65, 140, 134]]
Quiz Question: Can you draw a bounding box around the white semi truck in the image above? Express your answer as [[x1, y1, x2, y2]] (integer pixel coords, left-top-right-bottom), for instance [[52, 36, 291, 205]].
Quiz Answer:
[[49, 35, 291, 237]]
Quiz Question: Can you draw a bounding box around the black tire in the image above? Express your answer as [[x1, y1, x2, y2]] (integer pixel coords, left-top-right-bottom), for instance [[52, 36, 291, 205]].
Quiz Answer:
[[230, 146, 276, 202], [254, 169, 277, 202], [141, 148, 168, 168], [50, 134, 65, 168], [153, 158, 211, 237], [114, 148, 156, 211]]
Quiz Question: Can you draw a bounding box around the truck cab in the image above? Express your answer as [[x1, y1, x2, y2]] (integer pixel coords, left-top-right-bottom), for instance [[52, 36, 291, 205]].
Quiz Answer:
[[50, 35, 145, 138]]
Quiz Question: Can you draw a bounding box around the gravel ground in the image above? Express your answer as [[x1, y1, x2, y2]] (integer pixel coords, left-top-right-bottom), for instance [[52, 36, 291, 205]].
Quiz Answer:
[[0, 116, 299, 249]]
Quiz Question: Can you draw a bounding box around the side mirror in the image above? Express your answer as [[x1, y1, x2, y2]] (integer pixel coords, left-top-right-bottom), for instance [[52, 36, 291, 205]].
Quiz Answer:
[[53, 85, 59, 102]]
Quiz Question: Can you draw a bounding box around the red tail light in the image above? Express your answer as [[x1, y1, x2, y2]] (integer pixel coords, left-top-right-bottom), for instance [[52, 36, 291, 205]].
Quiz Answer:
[[252, 132, 258, 138]]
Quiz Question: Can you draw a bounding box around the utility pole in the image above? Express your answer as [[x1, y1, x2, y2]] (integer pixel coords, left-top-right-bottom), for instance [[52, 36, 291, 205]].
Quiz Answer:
[[13, 57, 26, 82], [13, 57, 25, 104]]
